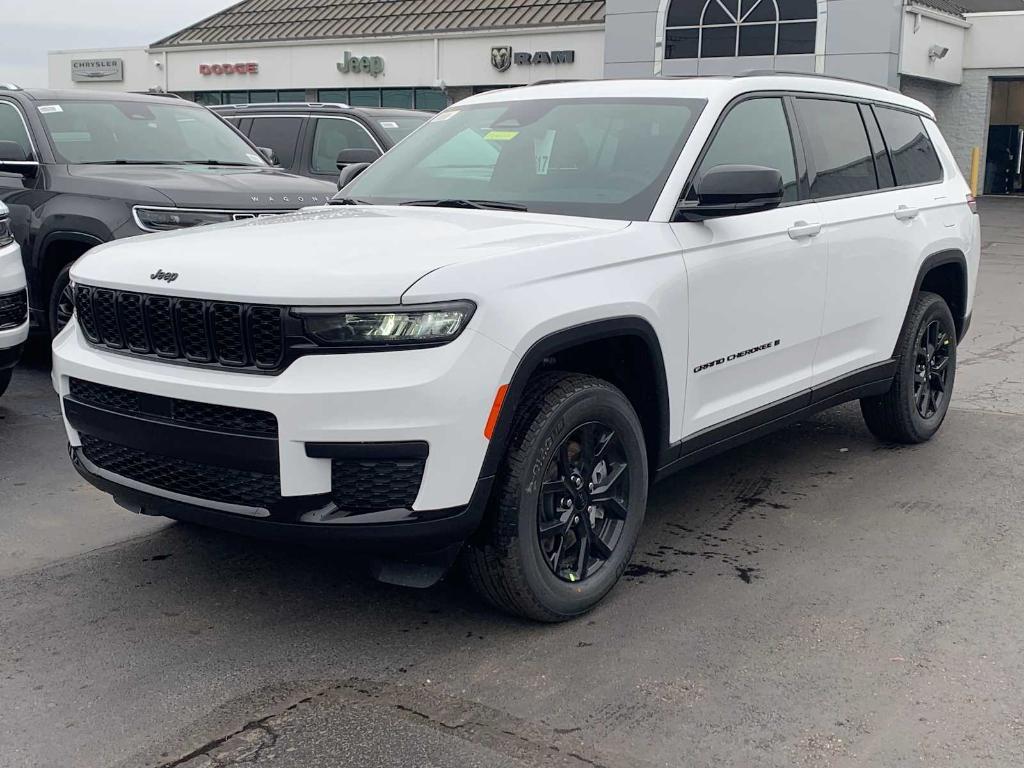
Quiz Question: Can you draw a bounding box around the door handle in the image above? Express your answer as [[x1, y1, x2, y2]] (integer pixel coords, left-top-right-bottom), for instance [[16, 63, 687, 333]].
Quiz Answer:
[[788, 221, 822, 240], [894, 205, 920, 221]]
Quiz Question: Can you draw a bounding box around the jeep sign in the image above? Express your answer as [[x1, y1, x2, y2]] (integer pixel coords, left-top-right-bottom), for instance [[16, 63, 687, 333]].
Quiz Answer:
[[337, 52, 385, 77]]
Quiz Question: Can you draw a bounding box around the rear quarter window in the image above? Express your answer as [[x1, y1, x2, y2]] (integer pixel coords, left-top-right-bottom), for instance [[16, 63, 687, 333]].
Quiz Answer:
[[873, 106, 944, 187]]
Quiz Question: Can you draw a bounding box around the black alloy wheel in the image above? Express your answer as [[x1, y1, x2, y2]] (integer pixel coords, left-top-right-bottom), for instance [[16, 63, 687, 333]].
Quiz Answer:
[[55, 281, 76, 334], [538, 422, 631, 584], [914, 319, 952, 419]]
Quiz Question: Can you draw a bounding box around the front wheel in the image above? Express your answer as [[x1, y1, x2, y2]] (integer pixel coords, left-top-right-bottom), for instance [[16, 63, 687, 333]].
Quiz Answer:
[[464, 373, 648, 622], [861, 291, 957, 444], [48, 264, 77, 338]]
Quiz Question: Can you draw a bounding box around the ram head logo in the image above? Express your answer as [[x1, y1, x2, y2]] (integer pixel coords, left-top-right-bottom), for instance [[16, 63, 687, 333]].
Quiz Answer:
[[491, 46, 513, 73]]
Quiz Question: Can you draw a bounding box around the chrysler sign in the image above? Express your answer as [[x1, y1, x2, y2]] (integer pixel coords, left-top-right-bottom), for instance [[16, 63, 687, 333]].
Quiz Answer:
[[71, 59, 124, 83]]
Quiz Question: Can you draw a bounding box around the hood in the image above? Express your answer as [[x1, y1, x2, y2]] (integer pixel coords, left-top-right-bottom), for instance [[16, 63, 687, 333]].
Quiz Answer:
[[65, 164, 336, 210], [71, 205, 630, 305]]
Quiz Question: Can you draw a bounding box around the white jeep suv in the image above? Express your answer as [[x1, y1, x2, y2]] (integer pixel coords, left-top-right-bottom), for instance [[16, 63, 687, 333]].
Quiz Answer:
[[0, 201, 28, 398], [53, 75, 979, 621]]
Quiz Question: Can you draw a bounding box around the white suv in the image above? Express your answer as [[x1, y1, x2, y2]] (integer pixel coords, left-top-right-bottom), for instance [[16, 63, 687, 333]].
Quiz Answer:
[[0, 201, 28, 398], [53, 75, 979, 621]]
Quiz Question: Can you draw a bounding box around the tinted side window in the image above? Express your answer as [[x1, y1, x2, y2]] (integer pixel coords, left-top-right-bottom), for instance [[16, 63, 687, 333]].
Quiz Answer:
[[693, 97, 799, 203], [796, 98, 877, 199], [311, 118, 378, 174], [0, 102, 33, 160], [860, 104, 895, 189], [248, 117, 304, 167], [874, 106, 943, 186]]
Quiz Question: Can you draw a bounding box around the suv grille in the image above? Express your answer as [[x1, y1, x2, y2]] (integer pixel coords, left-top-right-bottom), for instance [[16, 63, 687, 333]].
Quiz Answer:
[[81, 434, 282, 509], [69, 378, 278, 437], [74, 285, 285, 372], [0, 289, 27, 330], [331, 459, 425, 512]]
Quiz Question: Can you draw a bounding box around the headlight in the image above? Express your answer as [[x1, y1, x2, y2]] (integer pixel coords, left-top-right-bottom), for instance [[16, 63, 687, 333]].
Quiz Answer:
[[134, 207, 235, 232], [294, 301, 476, 348], [0, 212, 13, 247]]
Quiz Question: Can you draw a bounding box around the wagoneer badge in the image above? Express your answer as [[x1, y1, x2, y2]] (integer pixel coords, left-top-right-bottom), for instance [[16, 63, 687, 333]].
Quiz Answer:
[[150, 269, 179, 283]]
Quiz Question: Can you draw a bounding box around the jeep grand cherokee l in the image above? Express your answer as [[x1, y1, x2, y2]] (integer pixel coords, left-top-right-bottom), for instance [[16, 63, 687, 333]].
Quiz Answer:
[[53, 75, 979, 621], [0, 86, 335, 335], [0, 201, 27, 397]]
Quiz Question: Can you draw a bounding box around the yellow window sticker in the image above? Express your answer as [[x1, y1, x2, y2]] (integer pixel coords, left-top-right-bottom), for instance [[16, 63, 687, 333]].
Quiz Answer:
[[484, 130, 520, 141]]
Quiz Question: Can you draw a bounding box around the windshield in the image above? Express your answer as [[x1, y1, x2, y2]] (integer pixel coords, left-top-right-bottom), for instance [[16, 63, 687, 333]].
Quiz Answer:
[[345, 98, 706, 221], [373, 116, 430, 144], [37, 100, 268, 166]]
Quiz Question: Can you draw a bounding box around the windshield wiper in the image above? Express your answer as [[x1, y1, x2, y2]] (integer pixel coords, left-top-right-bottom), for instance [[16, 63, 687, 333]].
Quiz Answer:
[[400, 199, 528, 212], [328, 197, 372, 206], [79, 160, 186, 165], [180, 160, 263, 167]]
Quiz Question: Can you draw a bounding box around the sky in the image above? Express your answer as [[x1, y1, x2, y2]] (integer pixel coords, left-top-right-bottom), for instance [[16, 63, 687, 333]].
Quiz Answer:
[[2, 1, 230, 88]]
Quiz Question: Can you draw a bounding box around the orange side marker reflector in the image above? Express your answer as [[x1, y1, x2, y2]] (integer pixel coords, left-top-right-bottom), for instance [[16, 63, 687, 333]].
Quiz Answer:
[[484, 384, 509, 440]]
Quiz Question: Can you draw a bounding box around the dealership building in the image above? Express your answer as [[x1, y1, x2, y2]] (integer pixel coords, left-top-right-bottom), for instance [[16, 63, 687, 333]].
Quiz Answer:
[[44, 0, 1024, 194]]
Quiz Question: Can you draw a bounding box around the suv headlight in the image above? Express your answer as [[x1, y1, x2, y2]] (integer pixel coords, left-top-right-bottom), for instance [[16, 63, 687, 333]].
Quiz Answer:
[[294, 301, 476, 348], [134, 207, 234, 232], [0, 212, 13, 247]]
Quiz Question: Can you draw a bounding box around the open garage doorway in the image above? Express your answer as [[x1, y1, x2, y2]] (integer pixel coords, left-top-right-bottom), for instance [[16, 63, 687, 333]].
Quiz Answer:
[[986, 79, 1024, 195]]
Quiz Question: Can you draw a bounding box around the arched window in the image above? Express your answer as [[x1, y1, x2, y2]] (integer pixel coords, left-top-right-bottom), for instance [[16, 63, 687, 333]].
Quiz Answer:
[[665, 0, 817, 60]]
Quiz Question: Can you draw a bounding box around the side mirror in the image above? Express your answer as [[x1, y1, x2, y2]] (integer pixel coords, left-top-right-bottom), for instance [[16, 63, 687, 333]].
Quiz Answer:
[[336, 147, 381, 170], [0, 141, 37, 178], [676, 165, 784, 222], [337, 162, 372, 190], [256, 146, 280, 166]]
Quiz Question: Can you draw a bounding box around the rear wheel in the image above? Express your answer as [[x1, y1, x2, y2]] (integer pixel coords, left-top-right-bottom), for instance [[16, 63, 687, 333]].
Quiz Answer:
[[464, 373, 648, 622], [861, 291, 957, 444]]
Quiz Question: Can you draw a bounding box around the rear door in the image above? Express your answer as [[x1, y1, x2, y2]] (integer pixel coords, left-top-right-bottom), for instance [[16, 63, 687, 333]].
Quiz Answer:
[[803, 99, 946, 386], [247, 115, 307, 174], [671, 95, 828, 436]]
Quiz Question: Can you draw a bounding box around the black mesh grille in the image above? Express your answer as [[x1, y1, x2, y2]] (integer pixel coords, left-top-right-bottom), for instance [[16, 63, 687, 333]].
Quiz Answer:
[[119, 292, 149, 352], [81, 434, 281, 509], [93, 289, 124, 348], [0, 289, 27, 330], [249, 306, 284, 369], [73, 285, 287, 373], [70, 378, 278, 437], [330, 459, 425, 512]]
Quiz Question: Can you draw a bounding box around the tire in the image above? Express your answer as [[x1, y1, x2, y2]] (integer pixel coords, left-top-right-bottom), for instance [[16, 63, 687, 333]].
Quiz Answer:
[[48, 263, 77, 338], [0, 368, 11, 399], [860, 291, 957, 444], [464, 372, 648, 622]]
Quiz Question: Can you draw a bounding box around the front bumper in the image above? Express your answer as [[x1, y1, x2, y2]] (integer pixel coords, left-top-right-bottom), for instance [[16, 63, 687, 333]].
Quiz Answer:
[[53, 318, 516, 549], [0, 240, 28, 355]]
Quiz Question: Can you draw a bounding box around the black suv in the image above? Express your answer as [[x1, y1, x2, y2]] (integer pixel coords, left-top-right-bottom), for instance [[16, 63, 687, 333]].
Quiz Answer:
[[212, 103, 430, 184], [0, 87, 337, 334]]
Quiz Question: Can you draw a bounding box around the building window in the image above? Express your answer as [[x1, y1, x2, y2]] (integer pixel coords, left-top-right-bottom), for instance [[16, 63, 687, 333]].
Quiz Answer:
[[666, 0, 817, 59], [317, 88, 448, 112]]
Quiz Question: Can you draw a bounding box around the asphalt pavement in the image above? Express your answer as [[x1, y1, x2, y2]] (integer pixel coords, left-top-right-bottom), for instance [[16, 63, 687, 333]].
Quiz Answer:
[[0, 199, 1021, 768]]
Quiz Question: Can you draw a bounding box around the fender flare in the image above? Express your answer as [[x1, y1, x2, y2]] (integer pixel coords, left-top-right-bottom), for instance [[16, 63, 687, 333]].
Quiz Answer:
[[478, 316, 672, 480], [895, 249, 968, 354]]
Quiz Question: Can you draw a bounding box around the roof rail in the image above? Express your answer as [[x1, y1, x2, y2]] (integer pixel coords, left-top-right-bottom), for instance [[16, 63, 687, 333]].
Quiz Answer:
[[734, 69, 895, 91], [130, 90, 185, 99], [0, 82, 22, 91], [213, 102, 351, 110]]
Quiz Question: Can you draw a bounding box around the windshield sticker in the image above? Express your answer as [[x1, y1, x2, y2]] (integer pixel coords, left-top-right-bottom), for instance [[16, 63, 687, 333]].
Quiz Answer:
[[485, 130, 519, 142], [534, 130, 556, 176], [38, 105, 63, 114], [380, 121, 399, 129]]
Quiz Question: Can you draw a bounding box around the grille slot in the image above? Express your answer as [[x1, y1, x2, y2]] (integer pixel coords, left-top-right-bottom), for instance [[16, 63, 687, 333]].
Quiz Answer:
[[69, 378, 278, 437], [81, 434, 281, 509], [0, 289, 27, 330], [74, 286, 288, 373], [330, 459, 425, 512]]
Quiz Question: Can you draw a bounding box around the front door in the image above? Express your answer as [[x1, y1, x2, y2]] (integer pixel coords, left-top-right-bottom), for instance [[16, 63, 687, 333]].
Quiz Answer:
[[671, 96, 828, 437]]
